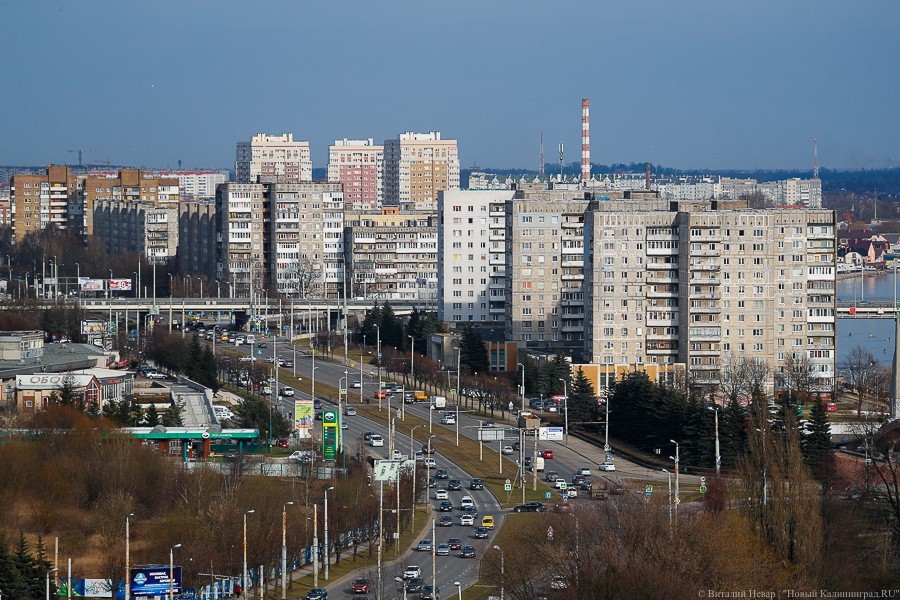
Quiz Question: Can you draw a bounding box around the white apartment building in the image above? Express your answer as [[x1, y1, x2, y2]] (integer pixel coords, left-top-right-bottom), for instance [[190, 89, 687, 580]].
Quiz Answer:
[[438, 190, 515, 325], [383, 132, 460, 211], [328, 139, 383, 210], [583, 199, 836, 392], [235, 133, 313, 184], [216, 182, 266, 299], [162, 170, 227, 200]]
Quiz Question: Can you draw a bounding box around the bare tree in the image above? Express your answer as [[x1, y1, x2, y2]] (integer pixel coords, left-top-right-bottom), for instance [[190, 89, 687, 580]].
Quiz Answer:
[[842, 345, 881, 417], [292, 256, 321, 299]]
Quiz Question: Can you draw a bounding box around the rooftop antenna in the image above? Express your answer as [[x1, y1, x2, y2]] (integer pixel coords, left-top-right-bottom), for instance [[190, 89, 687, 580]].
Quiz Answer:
[[581, 99, 591, 184], [813, 136, 819, 180], [558, 142, 564, 178], [539, 133, 544, 178]]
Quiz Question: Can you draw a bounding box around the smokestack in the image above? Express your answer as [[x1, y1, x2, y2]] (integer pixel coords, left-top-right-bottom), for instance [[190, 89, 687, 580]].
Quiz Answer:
[[581, 99, 590, 184], [645, 162, 651, 190]]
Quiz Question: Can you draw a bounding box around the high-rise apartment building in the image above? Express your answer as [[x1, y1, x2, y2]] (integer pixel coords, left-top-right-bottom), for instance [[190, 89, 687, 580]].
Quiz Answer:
[[438, 190, 514, 325], [582, 198, 836, 391], [81, 169, 179, 238], [178, 201, 218, 283], [328, 139, 383, 210], [9, 166, 78, 241], [92, 201, 179, 265], [383, 132, 459, 211], [345, 209, 438, 301], [216, 182, 266, 300], [235, 133, 312, 184]]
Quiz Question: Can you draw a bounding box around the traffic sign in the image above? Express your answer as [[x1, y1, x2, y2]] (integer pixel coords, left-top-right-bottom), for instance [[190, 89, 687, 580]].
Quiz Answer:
[[675, 497, 681, 505], [562, 493, 569, 500], [340, 389, 347, 396], [700, 485, 708, 494], [604, 444, 610, 452], [505, 479, 511, 485], [547, 526, 554, 541], [504, 483, 512, 492], [605, 454, 613, 462], [645, 485, 653, 494], [545, 492, 552, 499], [558, 481, 567, 490], [700, 476, 707, 485]]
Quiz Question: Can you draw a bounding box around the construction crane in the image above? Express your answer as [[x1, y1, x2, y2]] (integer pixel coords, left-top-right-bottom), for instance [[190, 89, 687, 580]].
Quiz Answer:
[[67, 148, 97, 167]]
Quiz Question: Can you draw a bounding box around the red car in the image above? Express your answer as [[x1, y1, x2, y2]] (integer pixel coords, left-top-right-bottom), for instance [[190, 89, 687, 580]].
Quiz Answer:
[[352, 578, 370, 594], [275, 438, 289, 448], [826, 403, 838, 413], [542, 449, 554, 459]]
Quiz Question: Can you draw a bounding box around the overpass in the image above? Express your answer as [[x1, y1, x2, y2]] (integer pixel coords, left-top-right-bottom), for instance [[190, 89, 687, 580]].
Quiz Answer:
[[837, 301, 900, 318]]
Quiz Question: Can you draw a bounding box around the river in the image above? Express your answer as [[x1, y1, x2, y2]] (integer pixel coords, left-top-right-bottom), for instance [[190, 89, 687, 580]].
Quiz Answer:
[[837, 272, 900, 366]]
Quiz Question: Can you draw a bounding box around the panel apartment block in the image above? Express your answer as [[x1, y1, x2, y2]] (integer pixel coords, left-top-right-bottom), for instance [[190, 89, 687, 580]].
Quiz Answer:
[[178, 201, 218, 282], [82, 169, 179, 239], [92, 201, 178, 265], [235, 133, 312, 184], [216, 182, 267, 300], [345, 210, 438, 302], [438, 190, 515, 325], [328, 139, 383, 210], [583, 199, 836, 391], [9, 166, 78, 242], [383, 132, 459, 211]]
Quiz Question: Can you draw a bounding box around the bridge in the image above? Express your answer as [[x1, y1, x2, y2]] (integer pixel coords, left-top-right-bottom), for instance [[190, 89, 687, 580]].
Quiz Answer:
[[75, 297, 430, 315], [837, 301, 900, 318]]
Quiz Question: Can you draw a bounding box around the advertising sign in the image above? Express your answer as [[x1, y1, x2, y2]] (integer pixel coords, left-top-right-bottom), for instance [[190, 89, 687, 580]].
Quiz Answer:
[[373, 459, 404, 481], [129, 565, 181, 596], [294, 400, 314, 439], [81, 279, 106, 291], [81, 319, 108, 335], [322, 409, 338, 461], [108, 278, 133, 291], [538, 427, 565, 441]]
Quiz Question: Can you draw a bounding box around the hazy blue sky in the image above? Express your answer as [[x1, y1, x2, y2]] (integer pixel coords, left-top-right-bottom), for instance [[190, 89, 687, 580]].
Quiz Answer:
[[2, 0, 897, 171]]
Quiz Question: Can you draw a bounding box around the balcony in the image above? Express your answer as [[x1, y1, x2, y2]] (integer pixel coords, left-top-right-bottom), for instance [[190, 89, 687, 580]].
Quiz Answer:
[[690, 249, 720, 257], [561, 259, 582, 268], [562, 311, 585, 319], [489, 233, 505, 241], [690, 292, 721, 300], [647, 346, 679, 355], [690, 234, 721, 243], [647, 318, 679, 327], [647, 276, 678, 285], [647, 261, 678, 270], [489, 306, 505, 314], [690, 305, 721, 314], [689, 277, 720, 286], [647, 332, 679, 341], [489, 256, 505, 266], [647, 247, 679, 256], [561, 273, 584, 281], [561, 324, 583, 333], [647, 289, 679, 298], [691, 263, 720, 271]]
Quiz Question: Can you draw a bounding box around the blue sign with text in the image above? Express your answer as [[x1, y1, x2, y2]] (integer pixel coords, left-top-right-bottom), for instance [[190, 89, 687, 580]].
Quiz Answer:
[[130, 566, 182, 596]]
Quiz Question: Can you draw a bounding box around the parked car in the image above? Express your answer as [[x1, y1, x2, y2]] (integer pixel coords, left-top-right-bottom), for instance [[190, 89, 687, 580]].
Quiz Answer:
[[460, 545, 477, 558], [146, 371, 167, 380], [275, 438, 289, 448], [352, 578, 370, 594], [306, 588, 328, 600]]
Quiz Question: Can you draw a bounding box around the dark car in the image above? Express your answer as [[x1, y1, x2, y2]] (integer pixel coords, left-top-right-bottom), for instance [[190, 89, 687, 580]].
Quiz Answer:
[[364, 431, 375, 441], [405, 578, 423, 594], [474, 526, 489, 539], [313, 399, 323, 409], [513, 504, 538, 513], [422, 443, 435, 455], [448, 537, 462, 550], [580, 479, 593, 491], [435, 468, 449, 479], [448, 478, 462, 491], [428, 476, 436, 488], [462, 506, 478, 517], [421, 585, 440, 600], [281, 360, 294, 368], [306, 589, 327, 600], [224, 449, 238, 460], [352, 578, 370, 594], [439, 501, 453, 512], [469, 478, 484, 490], [525, 501, 547, 511], [439, 515, 453, 527], [314, 412, 322, 421], [460, 545, 477, 558], [258, 342, 268, 348], [571, 474, 585, 486]]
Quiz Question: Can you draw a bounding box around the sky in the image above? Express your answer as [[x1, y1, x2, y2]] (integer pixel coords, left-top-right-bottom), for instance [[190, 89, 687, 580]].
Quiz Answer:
[[1, 0, 898, 172]]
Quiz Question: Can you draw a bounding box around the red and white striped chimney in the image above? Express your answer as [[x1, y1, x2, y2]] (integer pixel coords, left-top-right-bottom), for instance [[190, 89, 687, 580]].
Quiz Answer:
[[581, 98, 591, 184]]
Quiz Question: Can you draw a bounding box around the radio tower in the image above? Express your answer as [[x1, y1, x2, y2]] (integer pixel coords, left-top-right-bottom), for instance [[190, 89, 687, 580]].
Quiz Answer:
[[581, 99, 591, 184], [540, 133, 544, 178], [813, 136, 819, 180]]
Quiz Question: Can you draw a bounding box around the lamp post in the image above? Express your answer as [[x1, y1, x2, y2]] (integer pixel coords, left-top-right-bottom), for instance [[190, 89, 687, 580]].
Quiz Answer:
[[493, 545, 504, 600], [709, 405, 721, 477], [559, 378, 568, 444], [46, 567, 58, 600], [431, 518, 437, 600], [662, 468, 672, 526], [242, 509, 254, 599], [670, 440, 680, 520], [125, 512, 134, 600], [324, 486, 335, 580], [517, 362, 525, 416], [408, 335, 415, 389], [454, 581, 462, 600], [281, 502, 294, 599], [395, 576, 408, 600], [426, 434, 436, 496], [169, 543, 181, 600], [604, 389, 611, 452], [374, 324, 382, 410]]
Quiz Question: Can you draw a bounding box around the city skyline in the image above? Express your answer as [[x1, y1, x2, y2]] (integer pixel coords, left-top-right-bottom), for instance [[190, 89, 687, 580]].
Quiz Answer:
[[1, 1, 897, 171]]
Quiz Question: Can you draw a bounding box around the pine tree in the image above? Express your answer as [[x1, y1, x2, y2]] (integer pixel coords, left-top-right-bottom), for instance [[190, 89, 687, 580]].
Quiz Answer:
[[567, 368, 598, 425], [459, 325, 489, 374], [144, 404, 161, 426], [719, 397, 748, 468], [802, 396, 832, 473], [162, 404, 184, 427]]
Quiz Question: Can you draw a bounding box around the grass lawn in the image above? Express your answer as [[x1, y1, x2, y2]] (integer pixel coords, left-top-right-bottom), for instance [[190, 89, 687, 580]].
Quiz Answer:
[[460, 512, 542, 600]]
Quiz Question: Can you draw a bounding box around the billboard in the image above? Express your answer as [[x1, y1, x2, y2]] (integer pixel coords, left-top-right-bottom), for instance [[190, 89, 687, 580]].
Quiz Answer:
[[129, 565, 182, 596], [81, 319, 108, 335], [538, 426, 565, 441], [294, 399, 314, 438], [322, 409, 338, 461], [81, 279, 106, 291], [373, 459, 404, 481], [109, 278, 133, 291]]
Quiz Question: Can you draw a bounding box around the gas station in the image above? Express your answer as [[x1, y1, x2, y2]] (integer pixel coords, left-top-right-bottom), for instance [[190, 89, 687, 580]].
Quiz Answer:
[[122, 426, 260, 462]]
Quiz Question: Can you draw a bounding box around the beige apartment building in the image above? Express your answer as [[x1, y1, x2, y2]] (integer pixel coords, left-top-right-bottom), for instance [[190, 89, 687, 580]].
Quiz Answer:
[[383, 132, 459, 211], [344, 209, 438, 301], [328, 139, 383, 210], [235, 133, 312, 184], [216, 182, 266, 300], [9, 166, 78, 241], [81, 169, 179, 238], [583, 198, 836, 392]]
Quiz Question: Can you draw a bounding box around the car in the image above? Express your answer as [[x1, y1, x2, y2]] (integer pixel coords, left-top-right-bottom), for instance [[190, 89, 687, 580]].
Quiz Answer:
[[341, 422, 348, 430], [313, 399, 322, 409], [257, 342, 268, 348], [392, 449, 403, 460], [481, 515, 495, 529], [421, 585, 440, 600], [428, 476, 436, 488], [352, 578, 370, 594], [405, 577, 423, 593], [351, 380, 362, 388], [146, 371, 167, 379], [436, 543, 451, 556], [460, 496, 475, 509], [439, 501, 453, 512], [501, 445, 514, 455], [460, 514, 475, 526], [422, 443, 435, 455], [289, 450, 314, 462], [523, 456, 533, 468], [473, 527, 489, 539], [275, 438, 289, 448], [542, 449, 554, 459], [363, 431, 375, 441], [238, 356, 255, 362], [545, 471, 559, 482], [460, 545, 477, 558], [482, 420, 495, 428], [435, 488, 448, 500], [314, 412, 322, 421], [550, 576, 567, 590], [440, 414, 456, 424], [403, 391, 415, 402], [344, 406, 357, 416], [375, 389, 387, 399], [416, 539, 433, 552], [577, 466, 592, 477], [572, 474, 585, 486], [424, 458, 436, 469], [435, 468, 449, 479], [826, 402, 838, 413], [513, 504, 537, 513], [566, 487, 578, 498], [281, 360, 294, 368], [447, 537, 462, 550], [554, 479, 568, 490], [439, 515, 453, 527], [403, 565, 422, 580], [462, 506, 478, 518], [369, 435, 384, 447], [224, 449, 238, 460], [469, 478, 484, 490], [529, 398, 544, 409], [306, 588, 328, 600], [580, 479, 593, 491], [525, 501, 547, 511], [598, 462, 616, 472], [448, 479, 462, 491], [414, 451, 426, 462]]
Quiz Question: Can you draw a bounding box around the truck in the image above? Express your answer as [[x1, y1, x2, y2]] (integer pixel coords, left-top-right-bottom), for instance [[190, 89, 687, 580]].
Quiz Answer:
[[532, 455, 545, 472], [431, 395, 447, 409], [518, 411, 540, 433]]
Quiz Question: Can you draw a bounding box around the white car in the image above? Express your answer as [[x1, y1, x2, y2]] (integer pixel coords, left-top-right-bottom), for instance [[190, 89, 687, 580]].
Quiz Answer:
[[280, 387, 295, 397], [351, 380, 362, 388], [460, 514, 475, 526], [403, 565, 421, 580], [501, 445, 514, 455], [435, 489, 448, 500], [424, 458, 436, 469], [344, 406, 357, 416], [577, 467, 592, 477], [597, 462, 616, 472], [414, 451, 426, 462], [146, 371, 166, 380], [370, 435, 384, 447], [460, 496, 475, 509], [440, 415, 456, 425], [566, 487, 578, 498]]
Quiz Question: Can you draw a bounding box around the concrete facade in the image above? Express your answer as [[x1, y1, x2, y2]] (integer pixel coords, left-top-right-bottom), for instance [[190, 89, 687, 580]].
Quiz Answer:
[[9, 166, 78, 242], [235, 133, 312, 184], [383, 132, 459, 211], [92, 200, 179, 265], [328, 139, 383, 210]]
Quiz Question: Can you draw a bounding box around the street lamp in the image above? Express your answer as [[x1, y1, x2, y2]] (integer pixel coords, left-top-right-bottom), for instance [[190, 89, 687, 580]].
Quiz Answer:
[[281, 502, 294, 599], [454, 581, 462, 600], [324, 486, 335, 580], [169, 543, 181, 600], [670, 440, 680, 520], [709, 405, 721, 477], [493, 545, 504, 600], [242, 510, 254, 599], [46, 567, 58, 600], [375, 324, 382, 410], [408, 334, 415, 388], [125, 512, 134, 600], [395, 576, 408, 600], [517, 362, 525, 416], [559, 378, 568, 444]]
